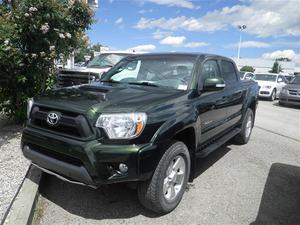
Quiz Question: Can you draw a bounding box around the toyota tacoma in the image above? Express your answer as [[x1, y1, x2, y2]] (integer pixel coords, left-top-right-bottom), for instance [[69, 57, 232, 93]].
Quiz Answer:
[[22, 53, 259, 214]]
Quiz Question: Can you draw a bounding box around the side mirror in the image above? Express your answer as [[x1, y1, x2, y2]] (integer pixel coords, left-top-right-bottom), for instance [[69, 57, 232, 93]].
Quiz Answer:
[[203, 77, 226, 92], [277, 78, 283, 83]]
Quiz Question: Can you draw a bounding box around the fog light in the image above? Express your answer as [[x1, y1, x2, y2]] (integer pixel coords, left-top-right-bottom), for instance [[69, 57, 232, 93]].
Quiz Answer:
[[119, 163, 128, 173]]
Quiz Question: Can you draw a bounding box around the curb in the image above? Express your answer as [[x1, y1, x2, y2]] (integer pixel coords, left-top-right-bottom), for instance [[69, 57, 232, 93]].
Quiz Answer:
[[1, 165, 42, 225]]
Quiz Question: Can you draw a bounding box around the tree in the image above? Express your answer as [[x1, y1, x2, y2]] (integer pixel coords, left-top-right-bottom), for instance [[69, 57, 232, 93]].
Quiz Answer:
[[0, 0, 93, 121], [240, 65, 255, 73], [276, 57, 291, 62], [269, 60, 283, 73], [74, 42, 103, 63]]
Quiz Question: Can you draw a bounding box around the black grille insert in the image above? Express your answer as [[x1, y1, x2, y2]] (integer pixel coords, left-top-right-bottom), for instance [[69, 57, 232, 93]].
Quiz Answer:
[[31, 106, 93, 138]]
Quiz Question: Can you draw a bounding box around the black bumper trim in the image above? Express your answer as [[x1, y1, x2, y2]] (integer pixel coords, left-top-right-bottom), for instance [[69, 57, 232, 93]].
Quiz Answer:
[[23, 145, 95, 186]]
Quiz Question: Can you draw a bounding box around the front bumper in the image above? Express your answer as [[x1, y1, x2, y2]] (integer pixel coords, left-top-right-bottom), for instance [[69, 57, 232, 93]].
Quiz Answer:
[[279, 93, 300, 106], [258, 88, 272, 98], [21, 126, 160, 187]]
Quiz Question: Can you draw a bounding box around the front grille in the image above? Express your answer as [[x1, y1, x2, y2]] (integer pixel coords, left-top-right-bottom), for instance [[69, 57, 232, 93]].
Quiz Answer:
[[57, 71, 99, 87], [260, 91, 270, 95], [30, 106, 93, 138], [288, 90, 300, 96]]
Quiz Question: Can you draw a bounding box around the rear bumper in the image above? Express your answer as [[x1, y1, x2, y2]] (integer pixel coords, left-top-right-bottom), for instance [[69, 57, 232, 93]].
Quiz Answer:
[[21, 127, 160, 186]]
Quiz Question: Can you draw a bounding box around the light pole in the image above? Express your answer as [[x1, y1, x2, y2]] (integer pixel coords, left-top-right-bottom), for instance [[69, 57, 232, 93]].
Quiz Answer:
[[237, 25, 247, 60]]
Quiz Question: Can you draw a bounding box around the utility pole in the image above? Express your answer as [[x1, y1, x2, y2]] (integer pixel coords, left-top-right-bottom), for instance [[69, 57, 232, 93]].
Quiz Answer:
[[237, 25, 247, 65]]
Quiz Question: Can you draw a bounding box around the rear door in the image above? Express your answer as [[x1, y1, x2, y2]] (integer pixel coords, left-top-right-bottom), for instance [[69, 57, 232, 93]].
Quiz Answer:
[[219, 60, 244, 124]]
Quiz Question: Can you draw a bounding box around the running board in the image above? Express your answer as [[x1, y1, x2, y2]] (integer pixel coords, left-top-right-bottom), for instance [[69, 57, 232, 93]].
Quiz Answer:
[[196, 128, 241, 158]]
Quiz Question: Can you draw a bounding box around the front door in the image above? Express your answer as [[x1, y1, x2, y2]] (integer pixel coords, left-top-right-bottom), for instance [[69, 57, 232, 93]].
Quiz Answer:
[[195, 59, 231, 145]]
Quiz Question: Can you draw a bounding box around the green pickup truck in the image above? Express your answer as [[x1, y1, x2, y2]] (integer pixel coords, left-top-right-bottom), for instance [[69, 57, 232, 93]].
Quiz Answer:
[[22, 53, 259, 214]]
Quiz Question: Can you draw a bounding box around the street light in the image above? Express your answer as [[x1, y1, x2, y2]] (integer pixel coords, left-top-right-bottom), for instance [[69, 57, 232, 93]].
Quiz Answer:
[[237, 24, 247, 60]]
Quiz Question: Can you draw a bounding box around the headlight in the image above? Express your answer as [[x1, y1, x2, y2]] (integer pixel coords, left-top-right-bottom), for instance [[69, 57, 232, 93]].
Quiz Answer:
[[281, 88, 288, 94], [27, 98, 34, 119], [263, 85, 272, 89], [95, 113, 147, 139]]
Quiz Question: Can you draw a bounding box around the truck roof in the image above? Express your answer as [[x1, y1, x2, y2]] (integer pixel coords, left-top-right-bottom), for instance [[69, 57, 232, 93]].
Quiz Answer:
[[129, 52, 232, 60]]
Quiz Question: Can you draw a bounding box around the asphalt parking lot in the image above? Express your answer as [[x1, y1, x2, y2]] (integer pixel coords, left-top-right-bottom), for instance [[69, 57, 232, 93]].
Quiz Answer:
[[33, 100, 300, 225]]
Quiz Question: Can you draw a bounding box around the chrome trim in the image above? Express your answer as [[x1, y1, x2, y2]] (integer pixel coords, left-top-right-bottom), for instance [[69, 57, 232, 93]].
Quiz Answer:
[[32, 163, 98, 189]]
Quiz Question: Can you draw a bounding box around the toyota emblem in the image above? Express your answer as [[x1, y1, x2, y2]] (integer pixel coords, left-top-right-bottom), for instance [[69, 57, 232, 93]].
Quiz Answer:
[[46, 112, 60, 126]]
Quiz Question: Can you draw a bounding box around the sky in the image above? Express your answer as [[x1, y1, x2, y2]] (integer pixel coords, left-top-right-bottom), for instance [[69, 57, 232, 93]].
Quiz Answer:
[[87, 0, 300, 64]]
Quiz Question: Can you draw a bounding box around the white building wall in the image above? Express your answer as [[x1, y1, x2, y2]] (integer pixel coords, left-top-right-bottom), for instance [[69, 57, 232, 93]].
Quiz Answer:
[[232, 58, 295, 74]]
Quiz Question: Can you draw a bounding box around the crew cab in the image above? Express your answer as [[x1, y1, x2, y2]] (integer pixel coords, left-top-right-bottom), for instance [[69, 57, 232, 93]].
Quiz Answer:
[[22, 53, 259, 214], [254, 73, 287, 101], [57, 52, 133, 87]]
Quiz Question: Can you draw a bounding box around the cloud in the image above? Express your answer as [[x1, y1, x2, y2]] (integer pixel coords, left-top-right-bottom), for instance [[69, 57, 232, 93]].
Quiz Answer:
[[159, 35, 209, 48], [135, 16, 224, 32], [262, 50, 300, 63], [227, 41, 271, 48], [135, 0, 300, 37], [143, 0, 197, 9], [115, 17, 123, 25], [152, 30, 173, 39], [127, 44, 156, 52], [184, 42, 209, 48], [138, 9, 154, 14], [159, 36, 186, 46]]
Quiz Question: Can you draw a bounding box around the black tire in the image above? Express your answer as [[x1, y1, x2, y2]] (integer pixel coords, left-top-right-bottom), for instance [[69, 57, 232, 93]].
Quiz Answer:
[[138, 141, 190, 214], [234, 108, 254, 145], [269, 89, 276, 101]]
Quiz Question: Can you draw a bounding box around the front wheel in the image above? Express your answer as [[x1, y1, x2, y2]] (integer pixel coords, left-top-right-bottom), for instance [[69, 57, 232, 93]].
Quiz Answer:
[[138, 141, 190, 214], [270, 89, 276, 101]]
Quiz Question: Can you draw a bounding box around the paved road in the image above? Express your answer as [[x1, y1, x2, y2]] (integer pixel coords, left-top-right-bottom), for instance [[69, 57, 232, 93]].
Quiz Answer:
[[33, 100, 300, 225]]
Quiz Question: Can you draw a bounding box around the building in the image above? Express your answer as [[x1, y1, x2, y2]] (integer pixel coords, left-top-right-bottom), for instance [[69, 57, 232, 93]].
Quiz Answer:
[[82, 0, 98, 8], [233, 58, 296, 74]]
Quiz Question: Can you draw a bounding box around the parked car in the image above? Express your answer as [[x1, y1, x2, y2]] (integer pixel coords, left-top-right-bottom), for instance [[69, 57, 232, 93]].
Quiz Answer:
[[57, 52, 134, 87], [254, 73, 287, 101], [239, 71, 255, 80], [283, 74, 295, 83], [22, 53, 259, 214], [279, 76, 300, 106]]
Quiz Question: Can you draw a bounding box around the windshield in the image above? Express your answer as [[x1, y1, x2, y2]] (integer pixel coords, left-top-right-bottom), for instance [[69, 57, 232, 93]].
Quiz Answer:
[[87, 54, 129, 68], [255, 74, 277, 82], [101, 55, 197, 90], [290, 76, 300, 84]]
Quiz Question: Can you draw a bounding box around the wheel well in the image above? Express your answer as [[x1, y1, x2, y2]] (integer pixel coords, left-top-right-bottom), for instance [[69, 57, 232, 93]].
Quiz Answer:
[[173, 127, 196, 182], [249, 100, 256, 115]]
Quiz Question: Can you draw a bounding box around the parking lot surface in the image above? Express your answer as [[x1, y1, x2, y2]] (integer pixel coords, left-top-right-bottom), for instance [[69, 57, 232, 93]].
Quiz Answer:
[[34, 101, 300, 225]]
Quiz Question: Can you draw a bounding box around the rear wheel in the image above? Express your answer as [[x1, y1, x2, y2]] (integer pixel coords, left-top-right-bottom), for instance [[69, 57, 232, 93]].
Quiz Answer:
[[138, 141, 190, 214], [234, 108, 254, 144], [270, 89, 276, 101]]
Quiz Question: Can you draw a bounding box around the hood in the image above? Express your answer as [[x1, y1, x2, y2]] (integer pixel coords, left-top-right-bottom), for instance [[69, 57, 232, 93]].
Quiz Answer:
[[34, 83, 186, 115], [283, 83, 300, 90], [256, 80, 276, 87], [62, 67, 110, 74]]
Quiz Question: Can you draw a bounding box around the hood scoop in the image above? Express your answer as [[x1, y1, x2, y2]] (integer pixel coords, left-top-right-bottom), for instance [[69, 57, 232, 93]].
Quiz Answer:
[[79, 85, 110, 93]]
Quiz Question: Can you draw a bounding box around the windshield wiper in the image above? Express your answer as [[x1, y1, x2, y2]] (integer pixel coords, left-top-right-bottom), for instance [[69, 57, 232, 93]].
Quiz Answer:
[[127, 81, 159, 87], [88, 65, 113, 68], [100, 80, 120, 83]]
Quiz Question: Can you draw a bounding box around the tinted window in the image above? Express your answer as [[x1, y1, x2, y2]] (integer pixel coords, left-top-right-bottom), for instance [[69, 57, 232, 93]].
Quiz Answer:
[[221, 61, 237, 82], [201, 60, 220, 82]]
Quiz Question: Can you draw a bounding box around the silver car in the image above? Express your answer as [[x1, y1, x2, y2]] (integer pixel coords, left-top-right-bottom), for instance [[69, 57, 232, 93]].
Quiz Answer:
[[279, 76, 300, 106]]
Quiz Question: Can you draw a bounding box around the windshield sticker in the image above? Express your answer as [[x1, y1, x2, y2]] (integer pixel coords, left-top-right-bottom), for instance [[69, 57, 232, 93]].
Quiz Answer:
[[178, 85, 187, 90]]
